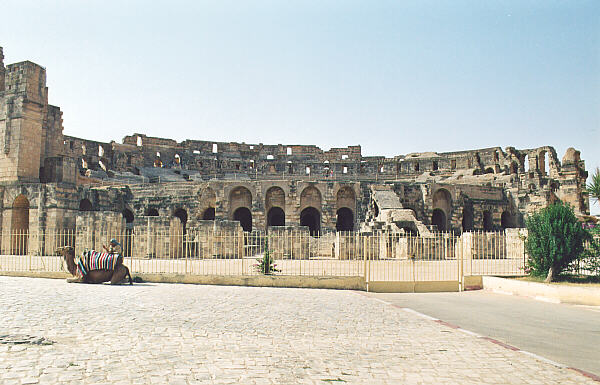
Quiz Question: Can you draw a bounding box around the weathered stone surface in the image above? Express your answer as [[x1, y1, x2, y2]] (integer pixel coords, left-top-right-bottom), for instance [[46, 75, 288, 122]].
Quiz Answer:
[[0, 47, 591, 241]]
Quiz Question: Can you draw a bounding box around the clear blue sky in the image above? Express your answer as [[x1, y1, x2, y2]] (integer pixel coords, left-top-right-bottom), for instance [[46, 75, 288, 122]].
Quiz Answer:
[[2, 0, 599, 212]]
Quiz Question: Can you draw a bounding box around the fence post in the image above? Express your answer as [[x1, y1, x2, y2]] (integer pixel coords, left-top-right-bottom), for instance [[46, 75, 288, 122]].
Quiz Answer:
[[363, 235, 368, 289], [458, 235, 463, 292]]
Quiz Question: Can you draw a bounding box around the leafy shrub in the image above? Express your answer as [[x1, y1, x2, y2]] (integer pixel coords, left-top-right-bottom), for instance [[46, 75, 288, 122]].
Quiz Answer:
[[579, 224, 600, 276], [254, 238, 280, 275], [525, 202, 592, 282]]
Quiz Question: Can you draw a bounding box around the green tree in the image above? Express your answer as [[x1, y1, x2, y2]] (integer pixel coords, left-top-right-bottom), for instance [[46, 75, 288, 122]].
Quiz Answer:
[[588, 167, 600, 207], [525, 201, 592, 282]]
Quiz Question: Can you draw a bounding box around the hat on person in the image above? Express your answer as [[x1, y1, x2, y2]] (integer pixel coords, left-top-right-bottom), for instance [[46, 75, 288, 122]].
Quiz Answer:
[[110, 238, 121, 246]]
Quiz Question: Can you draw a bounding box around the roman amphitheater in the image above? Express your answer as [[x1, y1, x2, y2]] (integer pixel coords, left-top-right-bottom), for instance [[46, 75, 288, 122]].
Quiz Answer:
[[0, 46, 591, 282]]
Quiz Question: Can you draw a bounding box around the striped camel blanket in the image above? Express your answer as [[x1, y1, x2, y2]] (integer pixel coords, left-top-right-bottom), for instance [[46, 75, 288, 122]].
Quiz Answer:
[[76, 250, 119, 276]]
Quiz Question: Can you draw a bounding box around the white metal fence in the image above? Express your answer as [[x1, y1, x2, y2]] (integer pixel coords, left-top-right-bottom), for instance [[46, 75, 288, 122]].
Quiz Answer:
[[0, 229, 531, 283]]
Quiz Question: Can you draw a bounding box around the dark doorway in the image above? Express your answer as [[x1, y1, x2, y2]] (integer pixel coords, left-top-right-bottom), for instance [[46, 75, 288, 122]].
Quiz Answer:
[[462, 205, 474, 232], [300, 207, 321, 236], [336, 208, 354, 232], [202, 207, 215, 220], [431, 209, 447, 231], [267, 207, 285, 227], [501, 211, 514, 229], [233, 207, 252, 232], [79, 199, 92, 211], [483, 211, 493, 231]]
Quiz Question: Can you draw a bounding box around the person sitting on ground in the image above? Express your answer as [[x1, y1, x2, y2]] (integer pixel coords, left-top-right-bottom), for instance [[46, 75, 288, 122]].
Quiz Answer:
[[102, 238, 122, 256]]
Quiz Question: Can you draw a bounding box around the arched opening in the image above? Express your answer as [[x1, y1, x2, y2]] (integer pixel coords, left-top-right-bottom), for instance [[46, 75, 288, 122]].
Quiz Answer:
[[501, 211, 515, 229], [483, 211, 493, 231], [265, 187, 285, 223], [432, 189, 452, 228], [267, 207, 285, 227], [200, 187, 217, 220], [431, 209, 446, 232], [229, 186, 252, 212], [373, 201, 379, 217], [122, 209, 134, 257], [336, 208, 354, 232], [202, 207, 215, 220], [300, 207, 321, 236], [233, 207, 252, 232], [300, 186, 322, 236], [170, 208, 188, 258], [79, 199, 92, 211], [11, 194, 29, 255], [145, 208, 159, 217], [174, 208, 188, 234], [462, 204, 474, 232], [524, 155, 529, 172]]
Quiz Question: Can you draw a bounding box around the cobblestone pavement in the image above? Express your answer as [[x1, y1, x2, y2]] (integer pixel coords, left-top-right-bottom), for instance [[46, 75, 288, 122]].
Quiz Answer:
[[0, 276, 595, 385]]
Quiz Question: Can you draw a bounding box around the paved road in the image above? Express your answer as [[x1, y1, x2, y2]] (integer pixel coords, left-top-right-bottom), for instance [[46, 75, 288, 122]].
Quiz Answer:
[[0, 276, 597, 384], [366, 290, 600, 376]]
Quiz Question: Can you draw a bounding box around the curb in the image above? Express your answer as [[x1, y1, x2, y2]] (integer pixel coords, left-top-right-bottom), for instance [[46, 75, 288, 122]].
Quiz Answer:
[[358, 292, 600, 383], [483, 276, 600, 306]]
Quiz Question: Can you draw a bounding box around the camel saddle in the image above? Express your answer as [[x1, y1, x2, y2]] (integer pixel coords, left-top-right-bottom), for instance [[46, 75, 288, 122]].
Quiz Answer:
[[76, 250, 120, 276]]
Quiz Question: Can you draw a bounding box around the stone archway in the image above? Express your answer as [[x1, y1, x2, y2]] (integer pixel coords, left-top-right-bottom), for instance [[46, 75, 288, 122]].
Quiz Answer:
[[200, 187, 216, 221], [336, 186, 355, 232], [230, 186, 252, 231], [432, 188, 451, 232], [265, 186, 285, 228], [300, 186, 322, 211], [300, 207, 320, 236]]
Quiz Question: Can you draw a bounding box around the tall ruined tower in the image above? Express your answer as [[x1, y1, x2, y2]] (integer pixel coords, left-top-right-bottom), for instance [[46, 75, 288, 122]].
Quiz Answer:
[[0, 49, 48, 183]]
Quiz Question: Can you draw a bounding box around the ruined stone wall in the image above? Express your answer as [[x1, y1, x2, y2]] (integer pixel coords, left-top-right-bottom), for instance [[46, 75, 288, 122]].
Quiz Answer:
[[0, 61, 47, 182], [0, 46, 591, 241]]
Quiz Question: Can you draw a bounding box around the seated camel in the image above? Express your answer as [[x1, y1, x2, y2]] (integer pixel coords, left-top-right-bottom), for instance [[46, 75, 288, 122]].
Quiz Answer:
[[58, 246, 133, 285]]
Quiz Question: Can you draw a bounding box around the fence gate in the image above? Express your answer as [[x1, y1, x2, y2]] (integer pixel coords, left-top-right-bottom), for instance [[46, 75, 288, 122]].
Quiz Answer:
[[365, 233, 465, 293]]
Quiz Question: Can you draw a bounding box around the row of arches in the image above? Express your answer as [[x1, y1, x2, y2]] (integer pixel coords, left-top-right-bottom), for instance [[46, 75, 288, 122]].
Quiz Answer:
[[431, 189, 518, 232], [228, 185, 355, 235], [434, 208, 518, 232], [131, 185, 356, 235]]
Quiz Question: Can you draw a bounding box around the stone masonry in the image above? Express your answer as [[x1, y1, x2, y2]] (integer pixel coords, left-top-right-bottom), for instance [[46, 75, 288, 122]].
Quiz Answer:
[[0, 47, 591, 246]]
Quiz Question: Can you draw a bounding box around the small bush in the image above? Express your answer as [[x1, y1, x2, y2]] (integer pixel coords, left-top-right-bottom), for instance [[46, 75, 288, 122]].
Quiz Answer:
[[254, 238, 280, 275], [525, 202, 592, 282]]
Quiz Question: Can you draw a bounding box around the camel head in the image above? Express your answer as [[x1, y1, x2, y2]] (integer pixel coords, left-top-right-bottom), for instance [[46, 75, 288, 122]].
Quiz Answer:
[[57, 246, 76, 276]]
